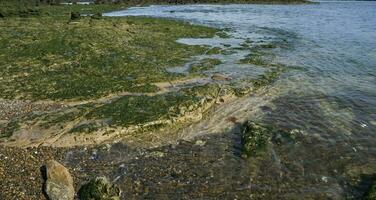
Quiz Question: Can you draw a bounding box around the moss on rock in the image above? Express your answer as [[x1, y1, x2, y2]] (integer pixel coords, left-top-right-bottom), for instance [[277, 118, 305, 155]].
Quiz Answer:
[[0, 15, 218, 100], [189, 58, 222, 73], [78, 177, 120, 200], [241, 121, 271, 157]]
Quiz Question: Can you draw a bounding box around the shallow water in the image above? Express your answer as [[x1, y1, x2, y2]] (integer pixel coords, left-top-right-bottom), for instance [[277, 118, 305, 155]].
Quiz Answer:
[[75, 2, 376, 198]]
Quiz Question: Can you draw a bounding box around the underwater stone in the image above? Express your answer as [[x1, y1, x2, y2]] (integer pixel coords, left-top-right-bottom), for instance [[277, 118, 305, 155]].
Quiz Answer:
[[211, 74, 230, 81], [78, 177, 120, 200], [241, 121, 271, 157]]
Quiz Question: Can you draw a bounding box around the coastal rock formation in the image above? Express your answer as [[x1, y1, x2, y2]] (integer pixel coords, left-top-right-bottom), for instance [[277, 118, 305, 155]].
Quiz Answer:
[[44, 160, 75, 200], [78, 177, 120, 200]]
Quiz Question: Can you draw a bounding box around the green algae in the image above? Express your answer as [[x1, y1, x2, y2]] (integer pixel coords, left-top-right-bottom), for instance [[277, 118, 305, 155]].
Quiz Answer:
[[0, 121, 20, 138], [241, 121, 271, 157], [0, 3, 292, 145], [39, 104, 95, 128], [87, 93, 200, 127], [252, 67, 284, 89], [69, 123, 100, 134], [206, 47, 223, 55], [241, 121, 295, 157], [0, 13, 218, 100], [78, 177, 120, 200], [0, 83, 223, 139], [189, 58, 222, 73], [238, 43, 277, 66]]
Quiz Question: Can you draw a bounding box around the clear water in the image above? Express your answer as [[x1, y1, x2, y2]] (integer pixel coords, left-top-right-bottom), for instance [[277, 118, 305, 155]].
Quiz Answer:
[[69, 2, 376, 198]]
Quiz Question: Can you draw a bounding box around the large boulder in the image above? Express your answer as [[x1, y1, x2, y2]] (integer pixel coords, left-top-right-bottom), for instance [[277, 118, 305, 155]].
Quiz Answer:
[[43, 160, 75, 200], [78, 177, 120, 200]]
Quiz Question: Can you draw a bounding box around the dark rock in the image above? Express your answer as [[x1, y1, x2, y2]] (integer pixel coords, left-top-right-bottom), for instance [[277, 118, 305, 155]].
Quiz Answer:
[[70, 12, 81, 20], [78, 177, 120, 200], [43, 160, 75, 200]]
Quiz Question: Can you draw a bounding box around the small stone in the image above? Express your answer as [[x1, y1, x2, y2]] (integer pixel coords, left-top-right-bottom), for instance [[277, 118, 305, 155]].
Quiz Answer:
[[78, 177, 120, 200], [211, 73, 230, 81], [195, 140, 206, 146], [44, 160, 75, 200]]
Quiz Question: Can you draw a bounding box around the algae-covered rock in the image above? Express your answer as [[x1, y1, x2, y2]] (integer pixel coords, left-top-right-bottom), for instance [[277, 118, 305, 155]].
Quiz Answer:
[[78, 177, 120, 200], [189, 58, 222, 73], [366, 182, 376, 200], [241, 121, 271, 157], [44, 160, 75, 200], [70, 12, 81, 20]]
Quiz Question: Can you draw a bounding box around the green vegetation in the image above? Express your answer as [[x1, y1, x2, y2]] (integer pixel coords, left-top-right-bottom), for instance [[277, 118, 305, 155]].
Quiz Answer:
[[252, 66, 285, 89], [0, 121, 20, 138], [69, 123, 99, 134], [241, 121, 296, 157], [78, 177, 120, 200], [189, 58, 222, 73], [241, 121, 271, 157], [86, 84, 221, 127], [238, 43, 277, 66], [0, 83, 222, 138], [206, 47, 223, 55], [0, 10, 217, 100], [88, 93, 200, 126], [0, 2, 292, 146]]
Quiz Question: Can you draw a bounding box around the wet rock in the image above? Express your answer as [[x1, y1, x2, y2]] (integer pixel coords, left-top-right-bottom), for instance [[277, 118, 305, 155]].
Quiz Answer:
[[241, 121, 271, 157], [78, 177, 120, 200], [43, 160, 75, 200], [211, 73, 230, 81]]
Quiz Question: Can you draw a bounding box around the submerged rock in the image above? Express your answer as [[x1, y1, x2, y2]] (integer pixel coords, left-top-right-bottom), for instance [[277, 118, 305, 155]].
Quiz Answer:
[[43, 160, 75, 200], [241, 121, 271, 157], [78, 177, 120, 200], [211, 73, 230, 81], [70, 12, 81, 20]]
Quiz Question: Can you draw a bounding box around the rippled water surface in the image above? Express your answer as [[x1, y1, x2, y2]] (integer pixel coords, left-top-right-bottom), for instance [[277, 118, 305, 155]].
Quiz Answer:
[[76, 2, 376, 198]]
